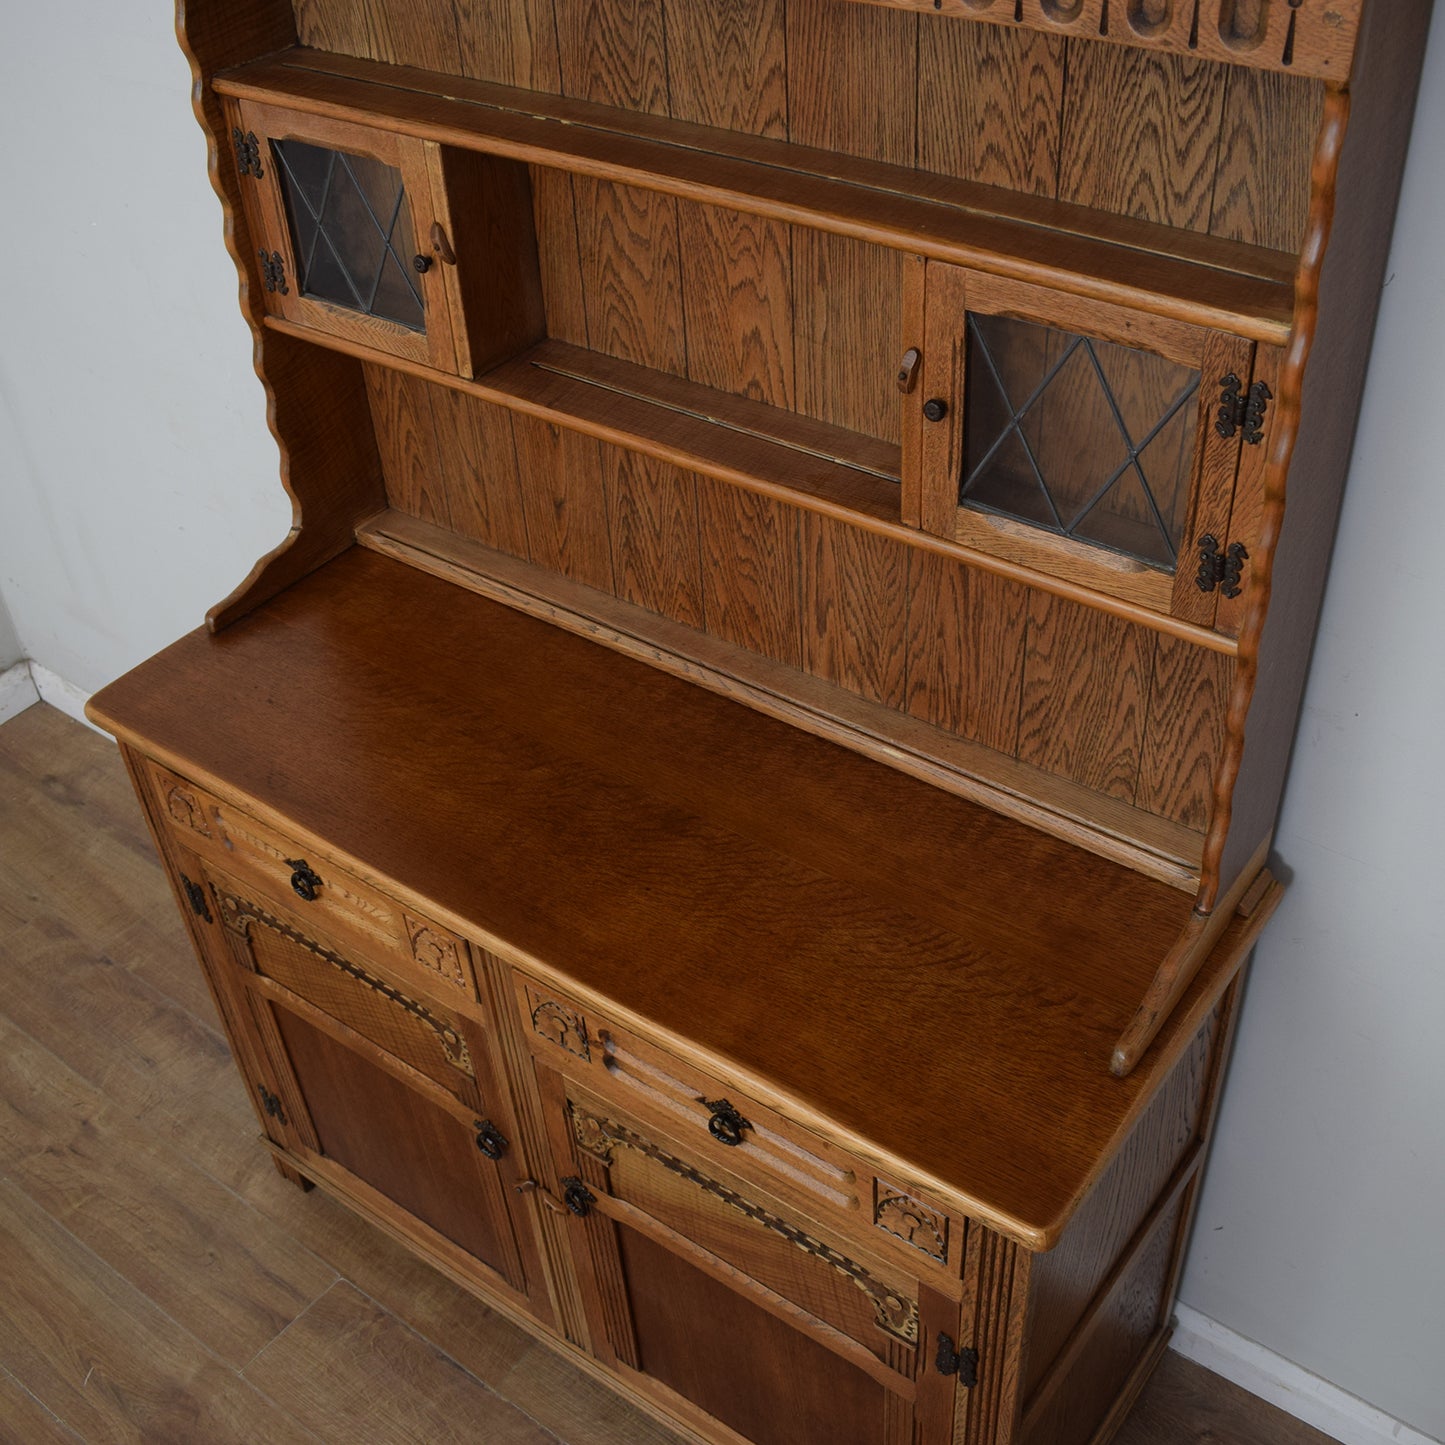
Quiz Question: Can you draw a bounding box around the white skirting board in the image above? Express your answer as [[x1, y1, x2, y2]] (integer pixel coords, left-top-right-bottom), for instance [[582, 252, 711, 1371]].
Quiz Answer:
[[1172, 1305, 1441, 1445], [0, 660, 40, 726], [29, 662, 105, 735]]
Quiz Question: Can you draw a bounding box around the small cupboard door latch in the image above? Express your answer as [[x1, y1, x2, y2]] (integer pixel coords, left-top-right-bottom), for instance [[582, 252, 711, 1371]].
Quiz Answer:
[[935, 1333, 979, 1387]]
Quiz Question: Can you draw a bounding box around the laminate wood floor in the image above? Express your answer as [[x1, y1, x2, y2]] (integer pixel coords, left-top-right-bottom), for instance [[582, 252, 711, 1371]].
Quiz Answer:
[[0, 702, 1341, 1445]]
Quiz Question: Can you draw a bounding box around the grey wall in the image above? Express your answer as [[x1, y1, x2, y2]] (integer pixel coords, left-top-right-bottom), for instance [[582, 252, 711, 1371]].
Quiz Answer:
[[0, 4, 1442, 1439], [0, 589, 22, 671]]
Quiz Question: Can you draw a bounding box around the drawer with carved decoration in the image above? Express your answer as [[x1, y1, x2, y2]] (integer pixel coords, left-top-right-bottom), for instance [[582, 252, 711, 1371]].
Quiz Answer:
[[512, 967, 963, 1284], [144, 759, 478, 1006]]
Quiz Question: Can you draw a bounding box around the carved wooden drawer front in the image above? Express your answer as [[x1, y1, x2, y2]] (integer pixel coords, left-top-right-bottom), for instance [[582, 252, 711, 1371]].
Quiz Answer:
[[209, 866, 483, 1112], [514, 971, 962, 1277], [556, 1081, 959, 1445], [147, 760, 477, 1003]]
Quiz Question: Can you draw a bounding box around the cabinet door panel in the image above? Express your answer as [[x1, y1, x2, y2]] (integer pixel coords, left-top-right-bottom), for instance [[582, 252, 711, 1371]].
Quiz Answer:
[[910, 262, 1257, 626], [617, 1221, 892, 1445], [270, 1003, 523, 1284]]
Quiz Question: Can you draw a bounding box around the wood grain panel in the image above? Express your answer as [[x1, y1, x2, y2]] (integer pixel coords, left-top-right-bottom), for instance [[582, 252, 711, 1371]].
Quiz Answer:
[[906, 552, 1027, 755], [1018, 595, 1154, 802], [697, 478, 801, 668], [574, 179, 687, 376], [1210, 69, 1325, 253], [352, 0, 462, 71], [454, 0, 562, 91], [1024, 1007, 1217, 1397], [364, 366, 450, 527], [801, 514, 910, 710], [1138, 638, 1233, 829], [919, 21, 1064, 194], [531, 166, 590, 347], [511, 414, 615, 591], [290, 0, 373, 55], [426, 385, 530, 559], [553, 0, 668, 114], [664, 0, 788, 137], [1059, 47, 1226, 232], [616, 1224, 891, 1445], [602, 449, 705, 629], [793, 230, 904, 445], [785, 0, 917, 166], [676, 200, 794, 408]]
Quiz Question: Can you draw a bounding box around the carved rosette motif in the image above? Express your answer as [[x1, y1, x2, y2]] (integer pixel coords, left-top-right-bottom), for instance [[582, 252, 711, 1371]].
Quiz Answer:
[[218, 892, 475, 1075], [874, 1181, 950, 1263], [164, 783, 211, 837], [568, 1104, 920, 1345], [404, 913, 469, 992], [528, 990, 590, 1060]]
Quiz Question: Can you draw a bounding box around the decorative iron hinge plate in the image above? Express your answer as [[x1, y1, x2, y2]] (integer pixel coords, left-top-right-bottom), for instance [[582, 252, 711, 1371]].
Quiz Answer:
[[1195, 535, 1249, 598], [935, 1333, 979, 1388], [1215, 374, 1272, 445], [232, 128, 264, 179], [179, 872, 212, 923], [258, 249, 289, 295], [257, 1084, 287, 1125]]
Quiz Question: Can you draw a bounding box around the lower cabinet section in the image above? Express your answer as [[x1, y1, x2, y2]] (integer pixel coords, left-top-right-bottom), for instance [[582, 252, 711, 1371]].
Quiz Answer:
[[546, 1080, 960, 1445], [138, 762, 1232, 1445]]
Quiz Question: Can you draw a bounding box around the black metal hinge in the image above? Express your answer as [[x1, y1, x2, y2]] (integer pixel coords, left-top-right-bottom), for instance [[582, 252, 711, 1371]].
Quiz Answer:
[[1195, 535, 1250, 599], [232, 127, 264, 178], [936, 1333, 979, 1388], [258, 249, 289, 295], [1215, 374, 1273, 445], [179, 872, 212, 923], [257, 1084, 287, 1125]]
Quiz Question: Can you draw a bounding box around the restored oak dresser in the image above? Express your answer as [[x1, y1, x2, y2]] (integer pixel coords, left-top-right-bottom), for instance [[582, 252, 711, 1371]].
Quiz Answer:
[[88, 1, 1431, 1441]]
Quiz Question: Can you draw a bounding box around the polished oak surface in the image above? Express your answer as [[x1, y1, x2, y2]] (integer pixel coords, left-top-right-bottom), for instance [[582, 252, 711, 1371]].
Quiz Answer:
[[90, 548, 1264, 1245]]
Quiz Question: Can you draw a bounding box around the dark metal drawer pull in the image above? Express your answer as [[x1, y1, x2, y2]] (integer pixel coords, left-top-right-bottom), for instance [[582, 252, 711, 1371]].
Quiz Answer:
[[703, 1097, 752, 1147], [561, 1177, 596, 1217], [285, 858, 323, 902], [473, 1119, 508, 1161]]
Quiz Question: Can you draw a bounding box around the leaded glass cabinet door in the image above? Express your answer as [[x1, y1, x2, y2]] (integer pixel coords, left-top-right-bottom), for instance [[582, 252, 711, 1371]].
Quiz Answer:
[[226, 99, 469, 375], [906, 265, 1264, 627]]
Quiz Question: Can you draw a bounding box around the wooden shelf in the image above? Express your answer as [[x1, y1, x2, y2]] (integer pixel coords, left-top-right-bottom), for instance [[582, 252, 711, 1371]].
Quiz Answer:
[[356, 506, 1207, 889], [216, 47, 1297, 345], [266, 318, 1243, 655]]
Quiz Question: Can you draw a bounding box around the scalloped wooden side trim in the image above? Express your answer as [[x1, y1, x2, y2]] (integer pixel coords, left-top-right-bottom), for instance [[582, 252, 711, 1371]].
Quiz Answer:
[[1195, 81, 1349, 915], [175, 0, 387, 634]]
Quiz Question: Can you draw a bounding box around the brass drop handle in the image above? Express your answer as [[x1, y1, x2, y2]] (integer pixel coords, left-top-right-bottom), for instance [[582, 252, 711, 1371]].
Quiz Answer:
[[429, 221, 457, 266], [284, 859, 323, 902], [922, 398, 949, 423]]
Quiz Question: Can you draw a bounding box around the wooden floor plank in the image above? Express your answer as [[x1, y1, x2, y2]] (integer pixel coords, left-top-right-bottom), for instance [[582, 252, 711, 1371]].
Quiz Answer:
[[0, 702, 1343, 1445], [0, 1012, 337, 1369], [0, 1178, 319, 1445], [0, 1363, 86, 1444], [243, 1281, 556, 1445]]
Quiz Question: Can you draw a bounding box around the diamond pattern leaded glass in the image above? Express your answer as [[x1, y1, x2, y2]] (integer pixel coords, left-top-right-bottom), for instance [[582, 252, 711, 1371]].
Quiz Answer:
[[273, 139, 425, 332], [960, 314, 1201, 570]]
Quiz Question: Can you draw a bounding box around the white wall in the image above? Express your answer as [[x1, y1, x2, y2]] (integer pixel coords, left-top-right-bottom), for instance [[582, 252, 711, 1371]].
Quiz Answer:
[[1, 5, 1441, 1439], [0, 8, 287, 696]]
